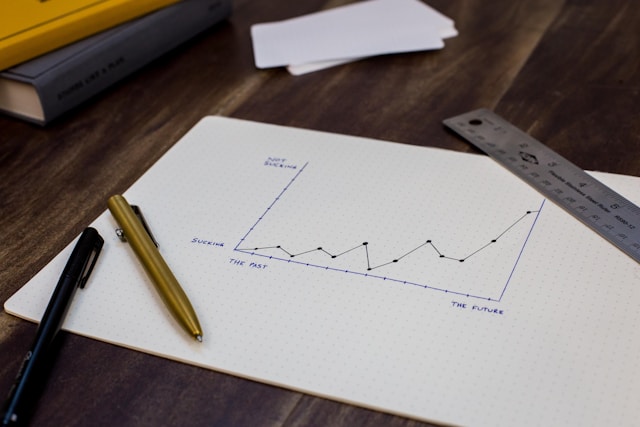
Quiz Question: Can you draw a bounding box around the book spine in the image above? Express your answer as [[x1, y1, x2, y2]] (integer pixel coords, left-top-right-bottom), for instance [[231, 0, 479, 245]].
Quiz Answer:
[[0, 0, 181, 70], [35, 0, 231, 125]]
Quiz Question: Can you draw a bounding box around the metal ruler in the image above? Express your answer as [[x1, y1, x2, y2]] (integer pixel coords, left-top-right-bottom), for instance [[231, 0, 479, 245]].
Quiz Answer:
[[443, 108, 640, 264]]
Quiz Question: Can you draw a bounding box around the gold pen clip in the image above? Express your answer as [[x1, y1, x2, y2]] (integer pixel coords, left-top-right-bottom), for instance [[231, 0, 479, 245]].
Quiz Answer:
[[115, 205, 159, 247]]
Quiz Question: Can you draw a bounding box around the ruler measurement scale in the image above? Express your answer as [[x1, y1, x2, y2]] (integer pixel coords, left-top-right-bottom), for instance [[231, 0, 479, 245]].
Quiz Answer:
[[444, 108, 640, 264]]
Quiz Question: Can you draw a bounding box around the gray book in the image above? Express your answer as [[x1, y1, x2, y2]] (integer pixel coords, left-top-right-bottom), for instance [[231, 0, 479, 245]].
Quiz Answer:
[[0, 0, 231, 125]]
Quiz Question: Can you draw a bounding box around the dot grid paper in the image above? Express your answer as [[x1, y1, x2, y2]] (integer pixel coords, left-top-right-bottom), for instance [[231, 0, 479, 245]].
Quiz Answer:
[[6, 117, 640, 426]]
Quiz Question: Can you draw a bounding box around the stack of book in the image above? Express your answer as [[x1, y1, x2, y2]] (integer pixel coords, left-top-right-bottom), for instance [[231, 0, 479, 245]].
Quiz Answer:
[[0, 0, 232, 125]]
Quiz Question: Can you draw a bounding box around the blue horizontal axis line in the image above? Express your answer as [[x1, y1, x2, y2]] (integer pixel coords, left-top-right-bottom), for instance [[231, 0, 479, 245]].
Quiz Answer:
[[233, 249, 495, 301]]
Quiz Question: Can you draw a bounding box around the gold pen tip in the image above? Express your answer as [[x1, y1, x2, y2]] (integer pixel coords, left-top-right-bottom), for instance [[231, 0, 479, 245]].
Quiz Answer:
[[195, 334, 203, 342]]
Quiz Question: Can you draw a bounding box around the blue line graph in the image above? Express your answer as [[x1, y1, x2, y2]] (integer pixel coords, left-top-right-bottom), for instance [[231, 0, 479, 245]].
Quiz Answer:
[[234, 162, 545, 301]]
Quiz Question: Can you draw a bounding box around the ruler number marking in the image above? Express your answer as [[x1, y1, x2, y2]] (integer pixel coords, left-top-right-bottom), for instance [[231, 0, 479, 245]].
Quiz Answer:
[[444, 109, 640, 264]]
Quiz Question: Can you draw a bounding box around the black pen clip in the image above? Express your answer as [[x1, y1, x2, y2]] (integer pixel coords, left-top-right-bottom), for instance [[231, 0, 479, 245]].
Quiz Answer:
[[75, 227, 104, 289], [115, 205, 159, 247], [79, 240, 102, 289]]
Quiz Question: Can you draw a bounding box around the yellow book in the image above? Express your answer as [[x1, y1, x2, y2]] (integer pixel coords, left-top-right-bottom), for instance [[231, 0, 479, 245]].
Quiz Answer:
[[0, 0, 180, 70]]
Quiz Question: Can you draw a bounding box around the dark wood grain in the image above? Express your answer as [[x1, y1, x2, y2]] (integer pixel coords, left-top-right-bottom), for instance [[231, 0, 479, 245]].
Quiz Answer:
[[1, 0, 638, 425], [495, 0, 640, 175]]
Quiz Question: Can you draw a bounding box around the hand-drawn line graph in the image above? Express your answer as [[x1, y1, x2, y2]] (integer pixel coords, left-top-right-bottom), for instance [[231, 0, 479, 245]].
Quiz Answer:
[[235, 162, 545, 301], [242, 210, 537, 268]]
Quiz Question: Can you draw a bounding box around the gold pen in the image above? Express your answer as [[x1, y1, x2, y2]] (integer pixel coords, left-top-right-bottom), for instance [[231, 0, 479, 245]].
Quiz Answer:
[[107, 195, 203, 342]]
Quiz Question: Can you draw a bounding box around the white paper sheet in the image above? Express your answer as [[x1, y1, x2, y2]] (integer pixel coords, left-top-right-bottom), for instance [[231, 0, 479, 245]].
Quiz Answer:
[[284, 0, 458, 75], [6, 117, 640, 426], [251, 0, 455, 70]]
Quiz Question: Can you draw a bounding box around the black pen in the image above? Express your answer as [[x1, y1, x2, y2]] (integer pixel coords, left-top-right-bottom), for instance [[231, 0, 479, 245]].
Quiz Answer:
[[2, 227, 104, 426]]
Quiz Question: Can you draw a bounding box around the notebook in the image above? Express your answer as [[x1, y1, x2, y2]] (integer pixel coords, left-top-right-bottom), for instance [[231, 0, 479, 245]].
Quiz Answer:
[[6, 117, 640, 426]]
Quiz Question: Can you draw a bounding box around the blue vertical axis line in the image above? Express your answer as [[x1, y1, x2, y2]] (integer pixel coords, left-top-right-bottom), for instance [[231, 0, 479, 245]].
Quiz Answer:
[[234, 161, 545, 302], [496, 199, 546, 302], [234, 162, 309, 251]]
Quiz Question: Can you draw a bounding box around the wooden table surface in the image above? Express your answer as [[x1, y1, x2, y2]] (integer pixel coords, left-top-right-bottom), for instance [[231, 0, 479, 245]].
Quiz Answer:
[[1, 0, 639, 425]]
